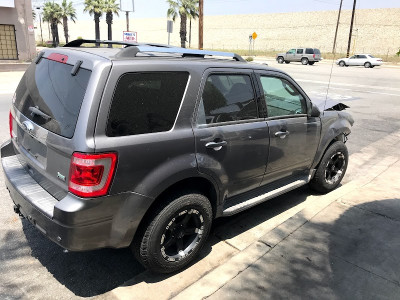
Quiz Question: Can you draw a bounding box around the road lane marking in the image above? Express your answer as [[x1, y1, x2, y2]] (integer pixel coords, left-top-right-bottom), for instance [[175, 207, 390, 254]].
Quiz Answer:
[[328, 86, 400, 97], [296, 79, 400, 93]]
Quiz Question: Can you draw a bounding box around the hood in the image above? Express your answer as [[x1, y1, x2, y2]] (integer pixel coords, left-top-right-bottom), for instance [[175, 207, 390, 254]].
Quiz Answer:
[[312, 97, 350, 112]]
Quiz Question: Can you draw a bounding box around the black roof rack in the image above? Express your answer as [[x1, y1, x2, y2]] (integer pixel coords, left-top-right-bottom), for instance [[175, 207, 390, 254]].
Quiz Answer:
[[64, 39, 246, 62]]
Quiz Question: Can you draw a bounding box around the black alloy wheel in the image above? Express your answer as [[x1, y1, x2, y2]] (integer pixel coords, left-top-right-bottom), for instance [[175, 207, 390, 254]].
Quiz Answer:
[[324, 152, 346, 185], [309, 141, 348, 193], [133, 192, 212, 273], [160, 208, 205, 262]]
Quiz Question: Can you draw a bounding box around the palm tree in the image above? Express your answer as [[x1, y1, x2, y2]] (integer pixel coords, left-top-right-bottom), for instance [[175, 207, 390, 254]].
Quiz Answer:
[[60, 0, 76, 44], [43, 2, 62, 47], [84, 0, 105, 44], [103, 0, 119, 43], [167, 0, 199, 48]]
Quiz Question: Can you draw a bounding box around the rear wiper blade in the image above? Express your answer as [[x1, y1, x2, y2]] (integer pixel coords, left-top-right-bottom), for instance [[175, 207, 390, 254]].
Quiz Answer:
[[29, 106, 52, 120]]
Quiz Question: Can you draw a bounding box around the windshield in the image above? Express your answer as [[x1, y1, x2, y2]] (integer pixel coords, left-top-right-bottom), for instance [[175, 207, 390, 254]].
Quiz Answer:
[[14, 58, 91, 138]]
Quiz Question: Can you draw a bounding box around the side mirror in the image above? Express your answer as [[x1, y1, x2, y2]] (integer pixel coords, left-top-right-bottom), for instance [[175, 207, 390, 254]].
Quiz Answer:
[[309, 104, 321, 117]]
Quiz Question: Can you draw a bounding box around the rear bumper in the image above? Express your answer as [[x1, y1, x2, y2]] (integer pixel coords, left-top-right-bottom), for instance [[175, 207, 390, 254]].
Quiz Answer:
[[1, 140, 154, 251]]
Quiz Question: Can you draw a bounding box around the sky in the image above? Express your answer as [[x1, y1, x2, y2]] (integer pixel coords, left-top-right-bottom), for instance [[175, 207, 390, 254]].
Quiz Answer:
[[31, 0, 400, 21]]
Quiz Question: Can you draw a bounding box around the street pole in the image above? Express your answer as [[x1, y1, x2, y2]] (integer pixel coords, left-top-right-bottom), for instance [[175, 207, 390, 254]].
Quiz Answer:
[[199, 0, 203, 49], [332, 0, 343, 54], [346, 0, 356, 58], [126, 11, 129, 31]]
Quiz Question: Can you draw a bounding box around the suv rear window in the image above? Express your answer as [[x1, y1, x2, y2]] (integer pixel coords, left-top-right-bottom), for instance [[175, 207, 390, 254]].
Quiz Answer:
[[313, 49, 321, 54], [106, 72, 189, 137], [14, 58, 91, 138], [305, 48, 314, 54]]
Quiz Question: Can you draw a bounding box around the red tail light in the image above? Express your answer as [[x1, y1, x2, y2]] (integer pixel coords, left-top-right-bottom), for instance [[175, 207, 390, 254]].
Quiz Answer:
[[68, 152, 118, 198], [9, 110, 14, 138], [313, 54, 315, 58]]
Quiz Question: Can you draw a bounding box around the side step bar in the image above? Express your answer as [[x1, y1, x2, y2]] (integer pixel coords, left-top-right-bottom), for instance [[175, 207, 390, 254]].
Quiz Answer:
[[222, 178, 309, 216]]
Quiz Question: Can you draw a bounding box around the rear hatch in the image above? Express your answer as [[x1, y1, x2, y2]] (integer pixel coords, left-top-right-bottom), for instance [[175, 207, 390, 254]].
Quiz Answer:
[[10, 51, 96, 200], [313, 48, 321, 60]]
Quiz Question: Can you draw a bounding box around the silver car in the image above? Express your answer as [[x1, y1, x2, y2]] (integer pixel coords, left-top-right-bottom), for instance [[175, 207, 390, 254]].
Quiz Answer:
[[336, 54, 383, 68]]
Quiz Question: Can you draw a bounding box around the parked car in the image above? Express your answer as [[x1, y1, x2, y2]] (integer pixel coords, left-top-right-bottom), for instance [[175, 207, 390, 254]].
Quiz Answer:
[[2, 39, 353, 274], [276, 48, 322, 65], [336, 54, 383, 68]]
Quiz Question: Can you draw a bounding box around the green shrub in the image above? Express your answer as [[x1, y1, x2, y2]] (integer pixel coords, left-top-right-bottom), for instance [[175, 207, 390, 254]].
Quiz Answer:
[[245, 56, 254, 62]]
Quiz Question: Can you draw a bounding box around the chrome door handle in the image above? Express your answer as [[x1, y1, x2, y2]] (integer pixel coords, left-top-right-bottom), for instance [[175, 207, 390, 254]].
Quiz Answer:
[[205, 141, 227, 150], [275, 131, 290, 139]]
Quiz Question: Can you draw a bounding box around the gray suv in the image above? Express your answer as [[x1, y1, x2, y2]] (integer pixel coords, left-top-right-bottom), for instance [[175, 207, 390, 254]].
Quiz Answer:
[[1, 40, 353, 273], [277, 48, 322, 65]]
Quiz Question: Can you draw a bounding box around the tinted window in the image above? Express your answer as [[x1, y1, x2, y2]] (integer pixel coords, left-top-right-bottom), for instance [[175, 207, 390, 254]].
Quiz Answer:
[[197, 74, 258, 125], [259, 76, 306, 117], [14, 58, 91, 138], [297, 49, 304, 54], [358, 55, 367, 59], [313, 48, 321, 54], [305, 48, 314, 54], [106, 72, 189, 137]]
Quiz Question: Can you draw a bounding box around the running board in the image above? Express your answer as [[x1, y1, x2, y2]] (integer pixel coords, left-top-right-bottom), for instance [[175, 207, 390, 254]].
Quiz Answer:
[[222, 178, 308, 216]]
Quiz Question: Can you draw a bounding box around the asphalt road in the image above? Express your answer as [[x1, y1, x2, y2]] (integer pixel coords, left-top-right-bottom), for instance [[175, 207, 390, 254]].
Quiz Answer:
[[0, 63, 399, 299]]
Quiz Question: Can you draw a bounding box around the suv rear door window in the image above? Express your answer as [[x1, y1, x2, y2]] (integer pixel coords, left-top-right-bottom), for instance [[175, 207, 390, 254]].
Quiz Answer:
[[197, 74, 258, 125], [296, 49, 303, 54], [305, 48, 314, 54], [106, 72, 189, 137], [14, 58, 91, 138], [259, 76, 306, 117]]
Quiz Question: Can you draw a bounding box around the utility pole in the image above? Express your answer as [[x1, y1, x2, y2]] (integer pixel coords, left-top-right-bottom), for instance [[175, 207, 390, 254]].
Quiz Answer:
[[346, 0, 356, 57], [126, 11, 129, 31], [332, 0, 342, 54], [199, 0, 203, 49]]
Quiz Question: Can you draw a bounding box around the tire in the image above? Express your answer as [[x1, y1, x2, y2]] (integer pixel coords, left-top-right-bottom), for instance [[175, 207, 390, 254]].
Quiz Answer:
[[284, 61, 290, 64], [309, 62, 315, 65], [301, 57, 309, 65], [309, 141, 348, 194], [339, 60, 346, 67], [277, 57, 284, 64], [133, 192, 213, 273], [364, 62, 371, 68]]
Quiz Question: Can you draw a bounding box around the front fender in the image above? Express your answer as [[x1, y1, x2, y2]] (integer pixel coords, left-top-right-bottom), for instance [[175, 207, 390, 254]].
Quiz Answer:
[[311, 111, 353, 169]]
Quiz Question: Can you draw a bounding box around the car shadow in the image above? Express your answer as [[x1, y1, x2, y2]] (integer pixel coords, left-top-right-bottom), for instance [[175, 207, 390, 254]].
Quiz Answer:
[[213, 198, 400, 299], [20, 185, 313, 297]]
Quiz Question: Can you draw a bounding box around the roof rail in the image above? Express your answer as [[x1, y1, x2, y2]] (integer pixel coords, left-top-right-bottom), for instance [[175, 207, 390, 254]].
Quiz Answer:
[[64, 39, 173, 48], [64, 39, 246, 62]]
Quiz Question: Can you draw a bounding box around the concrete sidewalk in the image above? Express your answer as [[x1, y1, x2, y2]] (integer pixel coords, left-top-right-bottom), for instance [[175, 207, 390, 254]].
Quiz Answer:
[[174, 138, 400, 299]]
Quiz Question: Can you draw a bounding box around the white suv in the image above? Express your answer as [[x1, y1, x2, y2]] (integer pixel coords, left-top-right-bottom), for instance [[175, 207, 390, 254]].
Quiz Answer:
[[336, 54, 383, 68]]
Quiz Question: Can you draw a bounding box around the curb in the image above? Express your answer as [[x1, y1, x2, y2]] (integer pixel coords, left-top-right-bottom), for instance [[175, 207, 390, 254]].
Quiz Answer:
[[0, 63, 30, 72], [172, 161, 393, 300]]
